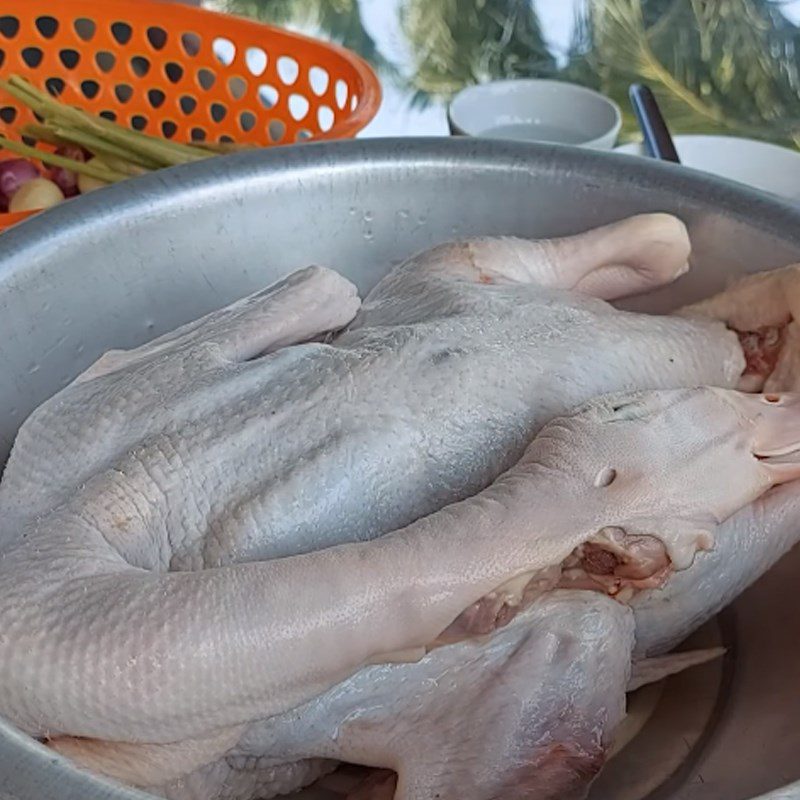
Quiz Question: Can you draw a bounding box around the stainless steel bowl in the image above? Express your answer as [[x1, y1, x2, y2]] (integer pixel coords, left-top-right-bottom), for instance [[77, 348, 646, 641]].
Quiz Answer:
[[1, 138, 799, 800]]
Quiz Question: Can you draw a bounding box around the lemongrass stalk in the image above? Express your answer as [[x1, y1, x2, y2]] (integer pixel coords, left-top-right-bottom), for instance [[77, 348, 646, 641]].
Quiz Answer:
[[5, 77, 208, 164], [13, 123, 145, 178], [0, 135, 128, 182], [9, 75, 208, 161], [53, 114, 207, 166], [105, 133, 207, 166], [94, 154, 147, 176], [0, 77, 49, 116], [17, 123, 66, 147], [21, 122, 158, 172], [48, 125, 162, 171]]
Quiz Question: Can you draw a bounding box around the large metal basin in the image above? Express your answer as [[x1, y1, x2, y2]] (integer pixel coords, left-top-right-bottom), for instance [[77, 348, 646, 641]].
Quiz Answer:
[[1, 138, 799, 800]]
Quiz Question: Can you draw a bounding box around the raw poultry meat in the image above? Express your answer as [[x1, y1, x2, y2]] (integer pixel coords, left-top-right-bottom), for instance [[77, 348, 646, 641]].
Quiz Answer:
[[162, 591, 635, 800], [1, 213, 800, 800]]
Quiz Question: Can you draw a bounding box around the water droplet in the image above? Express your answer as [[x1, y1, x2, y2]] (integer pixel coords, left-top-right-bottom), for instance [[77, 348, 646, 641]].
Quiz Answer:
[[41, 301, 50, 312], [398, 209, 410, 219], [28, 363, 40, 375], [363, 210, 373, 222], [348, 206, 357, 216], [417, 214, 427, 225], [76, 343, 84, 355], [9, 407, 17, 416], [145, 320, 155, 331], [363, 229, 374, 241]]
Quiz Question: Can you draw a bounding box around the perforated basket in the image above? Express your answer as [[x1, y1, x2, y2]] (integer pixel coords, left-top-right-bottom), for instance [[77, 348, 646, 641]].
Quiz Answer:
[[0, 0, 381, 228]]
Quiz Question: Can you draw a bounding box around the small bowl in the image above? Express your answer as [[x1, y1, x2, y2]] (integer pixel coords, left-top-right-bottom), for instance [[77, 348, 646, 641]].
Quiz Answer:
[[615, 134, 800, 203], [448, 79, 622, 150]]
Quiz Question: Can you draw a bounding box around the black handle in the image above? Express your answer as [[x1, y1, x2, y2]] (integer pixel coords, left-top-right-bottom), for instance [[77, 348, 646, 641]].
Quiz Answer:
[[628, 83, 680, 163]]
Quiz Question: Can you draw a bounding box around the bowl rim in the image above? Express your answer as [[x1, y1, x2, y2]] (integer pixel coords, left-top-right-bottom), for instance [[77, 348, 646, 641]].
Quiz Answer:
[[447, 78, 622, 147], [4, 136, 800, 267]]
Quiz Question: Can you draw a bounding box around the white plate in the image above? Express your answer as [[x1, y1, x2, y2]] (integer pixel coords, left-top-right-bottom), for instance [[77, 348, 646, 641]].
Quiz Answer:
[[615, 135, 800, 203]]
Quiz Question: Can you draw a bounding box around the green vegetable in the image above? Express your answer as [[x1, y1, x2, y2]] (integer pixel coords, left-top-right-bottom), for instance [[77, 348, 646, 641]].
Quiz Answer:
[[0, 75, 252, 186]]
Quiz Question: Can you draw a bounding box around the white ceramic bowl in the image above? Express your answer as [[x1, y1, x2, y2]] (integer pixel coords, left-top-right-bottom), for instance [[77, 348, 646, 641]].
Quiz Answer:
[[448, 79, 622, 149], [615, 134, 800, 203]]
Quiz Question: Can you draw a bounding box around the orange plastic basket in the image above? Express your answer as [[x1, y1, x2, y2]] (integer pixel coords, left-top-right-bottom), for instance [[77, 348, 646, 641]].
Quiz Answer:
[[0, 0, 381, 229]]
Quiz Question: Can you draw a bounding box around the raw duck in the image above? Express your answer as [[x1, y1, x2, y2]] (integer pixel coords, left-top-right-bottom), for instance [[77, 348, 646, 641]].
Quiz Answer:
[[2, 214, 800, 799]]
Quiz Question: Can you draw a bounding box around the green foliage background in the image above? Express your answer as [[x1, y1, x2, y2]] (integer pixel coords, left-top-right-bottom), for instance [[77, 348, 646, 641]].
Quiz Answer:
[[223, 0, 800, 146]]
